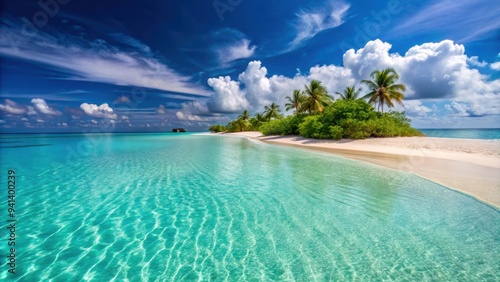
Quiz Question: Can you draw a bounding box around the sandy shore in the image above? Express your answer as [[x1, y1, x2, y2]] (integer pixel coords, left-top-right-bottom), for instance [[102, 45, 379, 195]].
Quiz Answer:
[[215, 131, 500, 207]]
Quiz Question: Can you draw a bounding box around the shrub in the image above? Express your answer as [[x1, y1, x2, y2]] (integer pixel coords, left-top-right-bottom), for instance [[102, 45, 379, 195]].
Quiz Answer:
[[259, 119, 288, 135], [260, 99, 421, 139], [260, 114, 306, 136], [329, 125, 343, 140], [209, 125, 227, 132]]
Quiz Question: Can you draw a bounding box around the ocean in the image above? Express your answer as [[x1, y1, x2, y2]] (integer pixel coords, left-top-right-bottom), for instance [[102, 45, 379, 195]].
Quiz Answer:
[[0, 133, 498, 281], [419, 128, 500, 139]]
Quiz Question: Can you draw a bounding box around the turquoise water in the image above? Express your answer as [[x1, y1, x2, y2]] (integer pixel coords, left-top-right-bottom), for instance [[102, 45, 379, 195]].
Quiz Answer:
[[0, 133, 498, 281], [419, 128, 500, 139]]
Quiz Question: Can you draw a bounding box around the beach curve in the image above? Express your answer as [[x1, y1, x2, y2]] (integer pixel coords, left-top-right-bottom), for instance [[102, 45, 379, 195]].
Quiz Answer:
[[212, 131, 500, 208]]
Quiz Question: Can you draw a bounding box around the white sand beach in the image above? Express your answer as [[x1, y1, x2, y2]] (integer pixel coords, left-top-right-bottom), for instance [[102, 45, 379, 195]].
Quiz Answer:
[[217, 131, 500, 207]]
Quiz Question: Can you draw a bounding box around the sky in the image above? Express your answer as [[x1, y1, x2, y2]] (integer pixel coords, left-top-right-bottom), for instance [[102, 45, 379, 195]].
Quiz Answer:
[[0, 0, 499, 133]]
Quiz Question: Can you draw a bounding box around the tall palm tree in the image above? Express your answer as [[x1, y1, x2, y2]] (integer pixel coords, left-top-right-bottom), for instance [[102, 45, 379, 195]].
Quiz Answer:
[[361, 68, 406, 113], [285, 90, 305, 113], [336, 86, 361, 100], [301, 80, 333, 114], [238, 109, 250, 121], [263, 103, 282, 121]]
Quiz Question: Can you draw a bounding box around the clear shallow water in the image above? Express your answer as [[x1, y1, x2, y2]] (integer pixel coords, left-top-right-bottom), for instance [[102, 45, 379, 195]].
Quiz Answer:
[[0, 133, 498, 281], [419, 128, 500, 139]]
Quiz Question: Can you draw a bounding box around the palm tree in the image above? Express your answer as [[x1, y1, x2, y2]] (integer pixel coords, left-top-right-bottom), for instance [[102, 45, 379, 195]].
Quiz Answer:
[[301, 80, 333, 114], [229, 118, 250, 132], [250, 113, 266, 129], [285, 90, 305, 113], [361, 68, 406, 113], [263, 103, 282, 121], [238, 109, 250, 121], [336, 86, 361, 100]]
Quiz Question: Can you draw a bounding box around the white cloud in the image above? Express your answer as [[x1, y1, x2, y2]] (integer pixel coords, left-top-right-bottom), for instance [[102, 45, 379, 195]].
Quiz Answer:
[[157, 105, 166, 114], [445, 101, 470, 117], [237, 61, 273, 108], [467, 56, 487, 67], [218, 39, 256, 64], [175, 100, 226, 122], [396, 100, 432, 117], [0, 99, 25, 114], [175, 111, 208, 121], [0, 21, 210, 96], [491, 62, 500, 70], [343, 39, 500, 107], [292, 1, 350, 47], [206, 60, 352, 114], [31, 98, 62, 115], [113, 96, 131, 104], [80, 103, 117, 119], [27, 106, 37, 115], [207, 76, 249, 113], [206, 40, 500, 120]]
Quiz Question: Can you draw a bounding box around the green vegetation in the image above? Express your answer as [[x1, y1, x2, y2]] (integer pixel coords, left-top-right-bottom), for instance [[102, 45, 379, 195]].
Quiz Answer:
[[336, 86, 361, 100], [285, 90, 305, 113], [263, 102, 282, 120], [361, 68, 406, 113], [301, 80, 333, 114], [208, 68, 423, 139], [208, 124, 227, 132]]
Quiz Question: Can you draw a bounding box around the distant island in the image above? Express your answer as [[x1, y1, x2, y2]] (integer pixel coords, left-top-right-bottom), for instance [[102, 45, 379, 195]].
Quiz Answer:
[[209, 68, 423, 139], [172, 128, 186, 132]]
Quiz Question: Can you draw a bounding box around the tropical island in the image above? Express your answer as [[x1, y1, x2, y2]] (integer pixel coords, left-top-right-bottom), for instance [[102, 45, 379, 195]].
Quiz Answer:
[[209, 68, 423, 139], [208, 68, 500, 207]]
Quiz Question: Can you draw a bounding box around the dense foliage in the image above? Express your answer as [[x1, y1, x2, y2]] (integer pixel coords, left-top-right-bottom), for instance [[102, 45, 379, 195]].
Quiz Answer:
[[262, 100, 422, 139], [208, 68, 423, 139], [208, 125, 227, 132], [259, 114, 306, 135]]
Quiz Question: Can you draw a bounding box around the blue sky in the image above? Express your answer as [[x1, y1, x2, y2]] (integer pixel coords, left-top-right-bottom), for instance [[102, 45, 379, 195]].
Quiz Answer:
[[0, 0, 499, 132]]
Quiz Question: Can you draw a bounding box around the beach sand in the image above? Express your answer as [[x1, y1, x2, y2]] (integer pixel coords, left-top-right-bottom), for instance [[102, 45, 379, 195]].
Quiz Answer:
[[216, 131, 500, 207]]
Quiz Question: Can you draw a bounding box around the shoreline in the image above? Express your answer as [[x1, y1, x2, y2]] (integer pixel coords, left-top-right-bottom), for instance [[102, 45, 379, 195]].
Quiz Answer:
[[212, 131, 500, 208]]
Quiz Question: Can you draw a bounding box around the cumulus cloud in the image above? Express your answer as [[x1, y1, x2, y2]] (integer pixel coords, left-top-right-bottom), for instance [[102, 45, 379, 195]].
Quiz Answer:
[[0, 99, 25, 114], [206, 61, 352, 113], [343, 39, 500, 105], [207, 76, 249, 113], [237, 61, 273, 107], [206, 40, 500, 119], [31, 98, 62, 115], [292, 1, 350, 47], [80, 103, 117, 119]]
